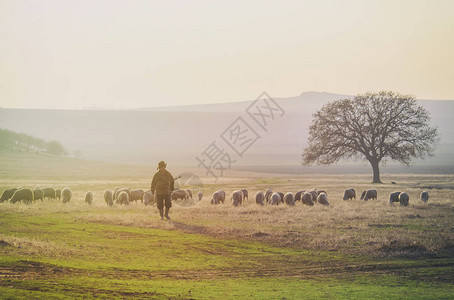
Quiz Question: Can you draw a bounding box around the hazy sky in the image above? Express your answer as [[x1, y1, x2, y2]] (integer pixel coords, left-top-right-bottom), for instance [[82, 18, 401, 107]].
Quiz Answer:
[[1, 0, 453, 109]]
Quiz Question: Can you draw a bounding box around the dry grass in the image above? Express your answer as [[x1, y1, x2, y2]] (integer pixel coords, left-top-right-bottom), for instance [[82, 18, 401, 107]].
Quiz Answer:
[[1, 172, 453, 259]]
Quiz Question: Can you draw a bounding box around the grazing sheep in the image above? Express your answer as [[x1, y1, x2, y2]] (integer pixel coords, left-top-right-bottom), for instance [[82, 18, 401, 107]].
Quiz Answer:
[[420, 191, 429, 203], [343, 188, 356, 201], [129, 189, 145, 203], [277, 192, 285, 203], [398, 192, 409, 206], [1, 188, 19, 203], [10, 188, 34, 204], [33, 189, 44, 202], [104, 189, 114, 207], [301, 192, 315, 206], [43, 188, 56, 200], [317, 190, 327, 196], [294, 191, 305, 202], [309, 190, 318, 202], [317, 192, 329, 206], [114, 188, 131, 203], [240, 189, 248, 201], [265, 189, 273, 203], [269, 192, 281, 206], [171, 189, 189, 202], [197, 191, 203, 201], [389, 191, 401, 205], [61, 188, 72, 203], [230, 190, 244, 207], [211, 190, 225, 205], [55, 189, 61, 200], [117, 191, 129, 205], [255, 191, 265, 206], [85, 192, 93, 205], [283, 192, 295, 206], [362, 189, 377, 201], [142, 190, 154, 206]]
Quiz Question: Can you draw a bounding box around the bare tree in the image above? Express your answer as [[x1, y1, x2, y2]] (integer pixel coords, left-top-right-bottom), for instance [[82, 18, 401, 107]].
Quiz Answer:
[[302, 91, 439, 183]]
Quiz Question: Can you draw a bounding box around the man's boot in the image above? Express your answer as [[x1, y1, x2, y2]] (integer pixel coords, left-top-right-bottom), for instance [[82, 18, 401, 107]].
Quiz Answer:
[[164, 207, 171, 220], [159, 208, 164, 220]]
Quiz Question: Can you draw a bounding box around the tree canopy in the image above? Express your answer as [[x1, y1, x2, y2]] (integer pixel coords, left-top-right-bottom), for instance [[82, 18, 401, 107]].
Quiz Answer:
[[302, 91, 439, 183]]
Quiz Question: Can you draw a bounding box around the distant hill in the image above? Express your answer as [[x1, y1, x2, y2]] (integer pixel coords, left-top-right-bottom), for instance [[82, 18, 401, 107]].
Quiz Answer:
[[0, 128, 68, 156], [0, 92, 453, 176]]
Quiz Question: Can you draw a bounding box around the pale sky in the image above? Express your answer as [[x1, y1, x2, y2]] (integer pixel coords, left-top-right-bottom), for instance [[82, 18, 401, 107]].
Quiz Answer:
[[1, 0, 453, 109]]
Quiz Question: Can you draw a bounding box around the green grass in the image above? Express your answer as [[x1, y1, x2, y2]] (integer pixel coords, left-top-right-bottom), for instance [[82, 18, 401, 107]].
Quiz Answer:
[[1, 152, 454, 298]]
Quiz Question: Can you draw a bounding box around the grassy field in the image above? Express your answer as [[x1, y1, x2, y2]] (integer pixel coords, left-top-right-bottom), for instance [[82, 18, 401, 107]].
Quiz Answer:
[[1, 152, 453, 299]]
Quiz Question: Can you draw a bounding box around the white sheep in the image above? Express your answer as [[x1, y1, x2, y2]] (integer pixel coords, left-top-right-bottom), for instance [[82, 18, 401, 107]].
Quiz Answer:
[[84, 191, 93, 205], [283, 192, 295, 206], [104, 189, 114, 206], [317, 192, 329, 206], [420, 191, 429, 203], [255, 191, 265, 206], [62, 187, 72, 203]]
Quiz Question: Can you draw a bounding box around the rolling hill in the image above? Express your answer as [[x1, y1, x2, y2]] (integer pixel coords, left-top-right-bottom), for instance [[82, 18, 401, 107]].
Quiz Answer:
[[1, 92, 453, 176]]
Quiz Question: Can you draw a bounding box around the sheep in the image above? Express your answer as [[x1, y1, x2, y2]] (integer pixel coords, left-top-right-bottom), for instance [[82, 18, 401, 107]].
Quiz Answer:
[[317, 190, 327, 196], [420, 191, 429, 203], [389, 191, 401, 205], [398, 192, 409, 206], [104, 189, 114, 207], [55, 189, 61, 200], [269, 192, 281, 205], [197, 191, 203, 201], [85, 192, 93, 205], [114, 188, 131, 203], [309, 190, 318, 202], [301, 192, 315, 206], [61, 188, 72, 203], [43, 187, 56, 200], [129, 189, 145, 203], [1, 188, 19, 203], [362, 189, 377, 201], [210, 190, 224, 205], [343, 188, 356, 201], [10, 188, 34, 204], [283, 192, 295, 206], [240, 189, 248, 201], [265, 189, 273, 203], [171, 189, 189, 202], [317, 192, 329, 206], [33, 189, 44, 202], [255, 191, 265, 206], [117, 191, 129, 205], [277, 192, 285, 203], [230, 190, 244, 207], [360, 190, 366, 200], [143, 190, 154, 206], [294, 191, 305, 202], [185, 189, 193, 199]]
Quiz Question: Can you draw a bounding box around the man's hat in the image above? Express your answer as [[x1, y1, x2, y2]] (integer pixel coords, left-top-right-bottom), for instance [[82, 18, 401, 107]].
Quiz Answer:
[[157, 161, 167, 169]]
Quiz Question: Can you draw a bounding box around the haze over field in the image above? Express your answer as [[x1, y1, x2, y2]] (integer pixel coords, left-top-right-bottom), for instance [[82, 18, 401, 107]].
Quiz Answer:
[[1, 92, 453, 176]]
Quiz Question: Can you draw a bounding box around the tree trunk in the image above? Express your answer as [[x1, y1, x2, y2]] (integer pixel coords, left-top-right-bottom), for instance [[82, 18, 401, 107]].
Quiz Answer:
[[370, 159, 382, 183]]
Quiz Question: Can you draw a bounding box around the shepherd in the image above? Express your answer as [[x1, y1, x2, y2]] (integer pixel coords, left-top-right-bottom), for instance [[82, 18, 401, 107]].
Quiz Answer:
[[151, 161, 175, 220]]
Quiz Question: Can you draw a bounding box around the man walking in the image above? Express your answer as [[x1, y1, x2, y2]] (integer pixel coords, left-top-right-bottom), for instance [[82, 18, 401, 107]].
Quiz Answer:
[[151, 161, 174, 220]]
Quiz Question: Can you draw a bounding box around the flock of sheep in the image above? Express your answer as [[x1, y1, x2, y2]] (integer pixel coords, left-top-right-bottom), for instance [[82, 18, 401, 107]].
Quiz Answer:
[[101, 188, 204, 206], [0, 187, 72, 204], [211, 188, 430, 207], [0, 185, 430, 208]]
